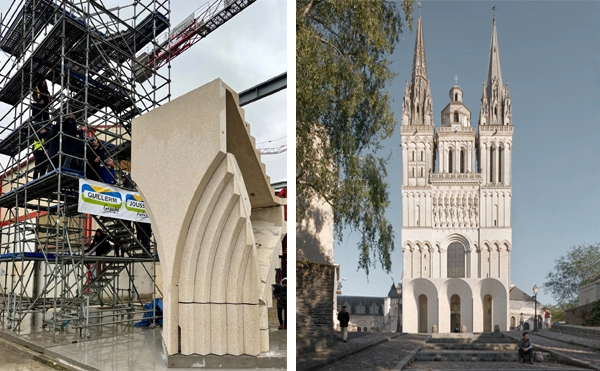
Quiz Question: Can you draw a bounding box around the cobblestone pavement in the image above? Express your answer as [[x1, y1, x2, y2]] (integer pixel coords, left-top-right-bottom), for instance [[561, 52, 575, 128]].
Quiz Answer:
[[297, 332, 404, 371], [505, 330, 600, 370], [406, 361, 588, 370], [316, 334, 427, 371]]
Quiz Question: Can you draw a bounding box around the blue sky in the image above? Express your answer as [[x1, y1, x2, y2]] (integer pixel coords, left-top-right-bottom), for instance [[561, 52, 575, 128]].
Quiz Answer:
[[334, 1, 600, 305]]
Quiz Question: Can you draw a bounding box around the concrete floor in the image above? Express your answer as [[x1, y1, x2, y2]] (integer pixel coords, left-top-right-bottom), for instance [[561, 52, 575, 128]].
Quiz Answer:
[[46, 327, 286, 371], [0, 343, 56, 371], [0, 306, 287, 370]]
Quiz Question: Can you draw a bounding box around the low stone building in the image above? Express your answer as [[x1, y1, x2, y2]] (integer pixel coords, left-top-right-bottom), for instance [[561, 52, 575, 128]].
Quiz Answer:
[[509, 285, 544, 330], [579, 275, 600, 306], [336, 284, 402, 332]]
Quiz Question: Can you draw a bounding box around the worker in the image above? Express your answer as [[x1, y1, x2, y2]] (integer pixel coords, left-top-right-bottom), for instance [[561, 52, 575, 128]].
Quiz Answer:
[[101, 158, 118, 184], [86, 137, 105, 181], [32, 127, 48, 179], [32, 79, 51, 124], [86, 228, 119, 275]]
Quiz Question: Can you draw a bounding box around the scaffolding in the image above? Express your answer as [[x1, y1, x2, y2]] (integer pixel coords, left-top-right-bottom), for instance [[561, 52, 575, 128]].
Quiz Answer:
[[0, 0, 172, 340]]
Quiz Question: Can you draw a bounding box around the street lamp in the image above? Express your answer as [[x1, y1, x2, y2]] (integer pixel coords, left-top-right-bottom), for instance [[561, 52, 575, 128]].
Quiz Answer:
[[533, 284, 539, 332]]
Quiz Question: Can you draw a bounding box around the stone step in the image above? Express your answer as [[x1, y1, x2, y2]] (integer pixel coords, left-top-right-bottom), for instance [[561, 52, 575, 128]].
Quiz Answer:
[[416, 350, 552, 362], [428, 338, 514, 344], [423, 343, 518, 350], [406, 361, 588, 371], [431, 332, 506, 339]]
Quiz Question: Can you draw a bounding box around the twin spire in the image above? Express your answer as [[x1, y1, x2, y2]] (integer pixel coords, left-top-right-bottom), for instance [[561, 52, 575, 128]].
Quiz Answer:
[[480, 17, 512, 126], [401, 16, 433, 126], [401, 14, 512, 127]]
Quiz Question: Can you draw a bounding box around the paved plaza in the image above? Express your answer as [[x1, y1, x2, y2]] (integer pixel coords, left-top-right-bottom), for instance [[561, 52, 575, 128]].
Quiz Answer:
[[298, 326, 600, 371]]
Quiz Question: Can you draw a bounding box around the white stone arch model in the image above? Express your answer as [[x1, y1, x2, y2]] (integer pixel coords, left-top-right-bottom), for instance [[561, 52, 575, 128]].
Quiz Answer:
[[132, 79, 286, 358]]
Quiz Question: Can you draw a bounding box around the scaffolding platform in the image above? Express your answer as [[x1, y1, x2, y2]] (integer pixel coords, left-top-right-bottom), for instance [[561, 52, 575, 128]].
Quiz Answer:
[[0, 252, 154, 263], [0, 17, 135, 114], [0, 169, 82, 209], [0, 0, 61, 56], [101, 11, 169, 62], [0, 118, 45, 157], [0, 16, 88, 106]]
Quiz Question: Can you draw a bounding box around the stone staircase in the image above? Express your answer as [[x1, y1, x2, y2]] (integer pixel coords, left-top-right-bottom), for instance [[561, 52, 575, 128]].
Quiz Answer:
[[407, 332, 589, 370], [417, 333, 527, 362]]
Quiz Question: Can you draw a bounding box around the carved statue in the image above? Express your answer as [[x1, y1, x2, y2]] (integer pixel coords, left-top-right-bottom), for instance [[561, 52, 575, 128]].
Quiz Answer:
[[493, 77, 499, 100], [403, 81, 411, 114]]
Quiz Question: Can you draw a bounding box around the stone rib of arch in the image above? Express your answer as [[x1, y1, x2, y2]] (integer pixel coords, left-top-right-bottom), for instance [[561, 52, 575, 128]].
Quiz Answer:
[[178, 154, 259, 356]]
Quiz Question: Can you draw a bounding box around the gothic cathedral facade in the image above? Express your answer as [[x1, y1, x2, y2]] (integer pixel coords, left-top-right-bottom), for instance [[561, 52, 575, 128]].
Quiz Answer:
[[401, 16, 513, 333]]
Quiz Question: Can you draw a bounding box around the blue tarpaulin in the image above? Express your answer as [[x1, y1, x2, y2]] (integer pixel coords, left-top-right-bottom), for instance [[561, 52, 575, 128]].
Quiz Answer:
[[134, 298, 163, 327]]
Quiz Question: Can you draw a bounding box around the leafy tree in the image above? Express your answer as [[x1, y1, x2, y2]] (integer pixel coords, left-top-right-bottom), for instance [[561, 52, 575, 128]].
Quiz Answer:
[[543, 243, 600, 306], [583, 300, 600, 326], [296, 0, 413, 275]]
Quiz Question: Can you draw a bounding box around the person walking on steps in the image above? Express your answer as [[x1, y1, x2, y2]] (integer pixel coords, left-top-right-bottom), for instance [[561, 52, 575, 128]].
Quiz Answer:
[[273, 278, 287, 330], [338, 305, 350, 342], [518, 331, 534, 364], [519, 313, 525, 330], [86, 229, 119, 276]]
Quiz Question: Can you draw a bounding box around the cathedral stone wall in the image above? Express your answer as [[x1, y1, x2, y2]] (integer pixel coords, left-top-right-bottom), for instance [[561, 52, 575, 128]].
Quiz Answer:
[[296, 261, 336, 355]]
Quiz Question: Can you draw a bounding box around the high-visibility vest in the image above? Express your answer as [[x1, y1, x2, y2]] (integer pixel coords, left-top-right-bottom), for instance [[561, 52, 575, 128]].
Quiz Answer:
[[33, 138, 45, 151]]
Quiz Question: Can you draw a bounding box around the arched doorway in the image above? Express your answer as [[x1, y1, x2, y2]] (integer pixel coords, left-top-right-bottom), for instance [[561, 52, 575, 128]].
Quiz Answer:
[[483, 294, 492, 332], [418, 294, 428, 333], [510, 316, 516, 329], [450, 294, 461, 332]]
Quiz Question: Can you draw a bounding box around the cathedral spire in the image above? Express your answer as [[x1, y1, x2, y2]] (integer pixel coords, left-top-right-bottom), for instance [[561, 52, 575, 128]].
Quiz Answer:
[[412, 16, 427, 81], [486, 18, 503, 97], [402, 16, 433, 126], [479, 17, 511, 126]]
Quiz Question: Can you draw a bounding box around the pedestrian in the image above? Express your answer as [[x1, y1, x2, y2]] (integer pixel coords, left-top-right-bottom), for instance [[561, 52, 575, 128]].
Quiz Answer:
[[337, 305, 350, 342], [519, 312, 525, 331], [518, 331, 534, 364], [544, 309, 551, 328], [273, 278, 287, 330]]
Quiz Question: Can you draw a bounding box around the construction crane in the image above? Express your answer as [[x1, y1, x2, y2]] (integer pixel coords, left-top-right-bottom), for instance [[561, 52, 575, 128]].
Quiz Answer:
[[135, 0, 257, 82], [257, 145, 286, 155]]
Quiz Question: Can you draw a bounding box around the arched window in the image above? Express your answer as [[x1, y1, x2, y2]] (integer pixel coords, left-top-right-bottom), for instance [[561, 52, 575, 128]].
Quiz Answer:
[[490, 147, 495, 182], [494, 106, 498, 117], [447, 242, 465, 278], [455, 93, 458, 101], [460, 149, 465, 173], [420, 151, 424, 161], [448, 149, 454, 173], [454, 111, 459, 122], [498, 147, 503, 183]]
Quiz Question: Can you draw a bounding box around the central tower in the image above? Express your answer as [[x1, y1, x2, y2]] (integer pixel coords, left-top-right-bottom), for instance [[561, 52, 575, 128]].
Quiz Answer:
[[401, 16, 513, 334]]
